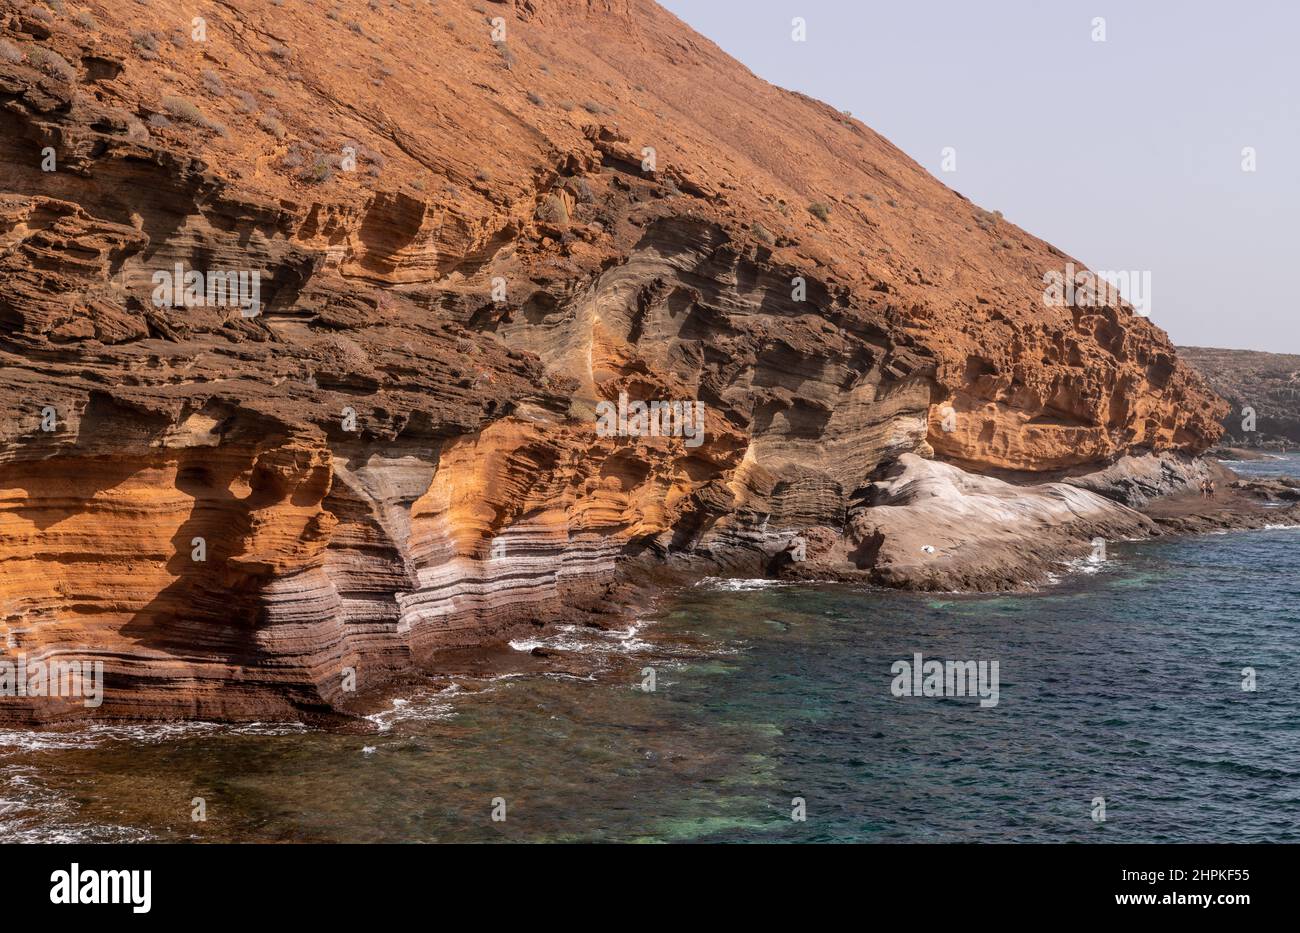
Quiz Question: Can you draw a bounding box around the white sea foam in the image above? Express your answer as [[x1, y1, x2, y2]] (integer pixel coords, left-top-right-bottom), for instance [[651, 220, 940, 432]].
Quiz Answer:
[[1041, 552, 1112, 587], [1065, 556, 1106, 575], [695, 577, 788, 592], [0, 730, 97, 752], [364, 684, 462, 732], [0, 765, 153, 844], [508, 620, 654, 655], [0, 720, 307, 753], [508, 633, 588, 652], [0, 719, 308, 843]]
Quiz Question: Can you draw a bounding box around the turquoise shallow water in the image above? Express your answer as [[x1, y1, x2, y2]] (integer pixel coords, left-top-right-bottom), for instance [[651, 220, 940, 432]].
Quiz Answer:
[[3, 504, 1298, 842]]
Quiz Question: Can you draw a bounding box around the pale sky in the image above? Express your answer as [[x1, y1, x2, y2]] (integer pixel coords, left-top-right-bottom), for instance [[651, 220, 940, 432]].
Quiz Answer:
[[659, 0, 1299, 353]]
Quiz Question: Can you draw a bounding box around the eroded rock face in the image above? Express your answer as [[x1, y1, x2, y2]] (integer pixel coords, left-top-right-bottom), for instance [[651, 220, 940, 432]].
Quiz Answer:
[[846, 454, 1156, 592], [0, 1, 1224, 721], [1179, 346, 1300, 446]]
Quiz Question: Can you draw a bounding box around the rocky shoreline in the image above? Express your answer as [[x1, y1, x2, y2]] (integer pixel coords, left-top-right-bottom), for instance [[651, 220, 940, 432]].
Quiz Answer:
[[0, 1, 1250, 726], [640, 450, 1300, 594], [3, 449, 1295, 729], [347, 450, 1298, 725]]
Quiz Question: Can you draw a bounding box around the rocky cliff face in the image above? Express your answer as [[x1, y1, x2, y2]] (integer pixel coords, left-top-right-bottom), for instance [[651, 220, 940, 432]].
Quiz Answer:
[[0, 0, 1224, 721], [1179, 346, 1300, 447]]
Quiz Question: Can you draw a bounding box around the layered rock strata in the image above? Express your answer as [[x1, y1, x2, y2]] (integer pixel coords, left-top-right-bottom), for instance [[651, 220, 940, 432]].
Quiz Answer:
[[0, 0, 1225, 721]]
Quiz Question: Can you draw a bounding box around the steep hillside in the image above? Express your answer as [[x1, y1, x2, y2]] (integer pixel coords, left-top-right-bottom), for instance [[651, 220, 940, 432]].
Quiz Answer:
[[0, 0, 1224, 721]]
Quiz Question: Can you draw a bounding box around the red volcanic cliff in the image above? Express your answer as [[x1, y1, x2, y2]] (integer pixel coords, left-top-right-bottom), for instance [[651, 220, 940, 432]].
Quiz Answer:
[[0, 0, 1224, 721]]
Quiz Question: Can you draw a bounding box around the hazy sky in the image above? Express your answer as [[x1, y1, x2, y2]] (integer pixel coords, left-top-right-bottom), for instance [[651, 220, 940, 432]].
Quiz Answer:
[[659, 0, 1299, 352]]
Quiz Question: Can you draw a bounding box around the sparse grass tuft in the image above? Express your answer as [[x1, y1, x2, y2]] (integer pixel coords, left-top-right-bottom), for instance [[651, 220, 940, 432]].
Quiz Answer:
[[258, 113, 286, 138], [200, 69, 225, 95], [807, 202, 831, 223], [27, 46, 76, 81], [130, 28, 160, 60], [538, 193, 569, 225], [300, 154, 334, 183], [161, 95, 206, 125]]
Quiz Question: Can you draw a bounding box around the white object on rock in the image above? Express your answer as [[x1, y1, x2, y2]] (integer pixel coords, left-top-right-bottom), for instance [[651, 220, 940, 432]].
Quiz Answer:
[[920, 544, 935, 553]]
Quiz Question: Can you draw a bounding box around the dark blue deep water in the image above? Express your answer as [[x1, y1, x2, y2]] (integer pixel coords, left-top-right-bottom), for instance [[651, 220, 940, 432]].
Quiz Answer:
[[3, 465, 1298, 842]]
